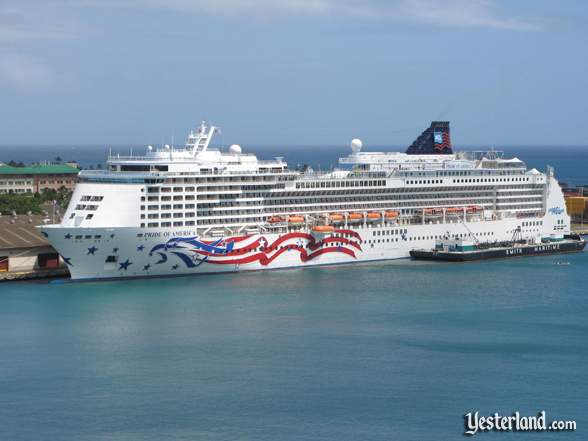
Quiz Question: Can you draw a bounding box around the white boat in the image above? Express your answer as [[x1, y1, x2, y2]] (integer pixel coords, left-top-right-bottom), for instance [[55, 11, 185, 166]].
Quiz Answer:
[[39, 121, 572, 280]]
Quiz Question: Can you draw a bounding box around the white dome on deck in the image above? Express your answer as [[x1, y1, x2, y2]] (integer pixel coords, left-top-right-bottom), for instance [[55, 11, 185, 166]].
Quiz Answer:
[[351, 138, 363, 154], [229, 144, 242, 154]]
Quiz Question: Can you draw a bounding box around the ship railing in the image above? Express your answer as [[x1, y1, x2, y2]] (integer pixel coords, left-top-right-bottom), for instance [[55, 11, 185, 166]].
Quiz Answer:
[[296, 171, 388, 180], [80, 169, 297, 179], [107, 151, 262, 161]]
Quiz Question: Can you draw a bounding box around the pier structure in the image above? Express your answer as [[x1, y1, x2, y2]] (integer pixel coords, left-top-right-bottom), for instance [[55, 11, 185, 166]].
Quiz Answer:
[[0, 214, 68, 281]]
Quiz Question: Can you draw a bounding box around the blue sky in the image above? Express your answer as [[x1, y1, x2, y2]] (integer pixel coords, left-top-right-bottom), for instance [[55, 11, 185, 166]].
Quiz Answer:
[[1, 0, 587, 147]]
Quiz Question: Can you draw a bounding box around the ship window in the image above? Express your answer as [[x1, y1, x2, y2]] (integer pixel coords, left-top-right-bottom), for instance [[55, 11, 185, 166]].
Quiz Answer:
[[105, 255, 118, 263], [69, 213, 75, 219], [185, 221, 195, 226], [161, 222, 171, 227], [173, 221, 183, 227], [75, 235, 82, 240], [147, 222, 159, 227], [121, 165, 150, 172], [86, 214, 93, 220]]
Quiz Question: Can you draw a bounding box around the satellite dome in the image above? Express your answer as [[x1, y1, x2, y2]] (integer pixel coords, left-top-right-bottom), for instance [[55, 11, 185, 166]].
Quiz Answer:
[[229, 144, 242, 154], [350, 138, 363, 153], [164, 144, 170, 150]]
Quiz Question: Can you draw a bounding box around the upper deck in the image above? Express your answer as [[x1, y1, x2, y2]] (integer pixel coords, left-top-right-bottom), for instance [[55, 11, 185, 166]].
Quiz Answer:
[[98, 122, 530, 184]]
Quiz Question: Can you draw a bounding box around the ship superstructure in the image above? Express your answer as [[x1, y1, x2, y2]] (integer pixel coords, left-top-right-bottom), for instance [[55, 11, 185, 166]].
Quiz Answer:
[[40, 121, 571, 280]]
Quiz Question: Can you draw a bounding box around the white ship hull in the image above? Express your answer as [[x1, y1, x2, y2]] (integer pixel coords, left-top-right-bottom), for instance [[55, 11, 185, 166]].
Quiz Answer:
[[42, 216, 550, 280]]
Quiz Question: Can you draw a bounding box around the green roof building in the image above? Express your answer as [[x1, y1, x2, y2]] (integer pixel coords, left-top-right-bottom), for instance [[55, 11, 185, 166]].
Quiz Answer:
[[0, 164, 79, 194]]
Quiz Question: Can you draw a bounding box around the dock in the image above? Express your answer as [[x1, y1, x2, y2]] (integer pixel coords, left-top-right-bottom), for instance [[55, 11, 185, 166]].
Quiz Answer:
[[0, 214, 69, 281]]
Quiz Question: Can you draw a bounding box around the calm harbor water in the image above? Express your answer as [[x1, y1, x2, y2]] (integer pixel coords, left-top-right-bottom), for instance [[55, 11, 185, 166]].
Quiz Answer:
[[0, 145, 587, 440], [1, 254, 587, 441]]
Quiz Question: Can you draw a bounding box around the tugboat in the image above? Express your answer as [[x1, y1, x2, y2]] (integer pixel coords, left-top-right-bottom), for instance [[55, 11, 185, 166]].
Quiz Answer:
[[410, 229, 586, 262]]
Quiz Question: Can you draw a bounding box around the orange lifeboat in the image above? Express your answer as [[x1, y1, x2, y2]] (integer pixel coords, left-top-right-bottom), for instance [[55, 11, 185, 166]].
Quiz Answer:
[[446, 207, 463, 213], [467, 205, 482, 213], [268, 216, 284, 223], [348, 213, 363, 223], [385, 210, 399, 219], [329, 213, 344, 223], [366, 212, 381, 222], [424, 208, 442, 215], [288, 215, 305, 224], [312, 225, 335, 233]]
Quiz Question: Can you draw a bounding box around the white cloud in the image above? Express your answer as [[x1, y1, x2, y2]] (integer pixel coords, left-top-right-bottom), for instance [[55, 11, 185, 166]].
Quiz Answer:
[[0, 55, 53, 88], [0, 6, 76, 42], [140, 0, 542, 31]]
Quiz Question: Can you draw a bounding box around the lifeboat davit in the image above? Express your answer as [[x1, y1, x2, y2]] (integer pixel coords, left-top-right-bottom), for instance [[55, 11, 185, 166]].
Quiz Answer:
[[288, 215, 305, 225], [348, 213, 363, 223], [312, 225, 335, 233], [366, 212, 381, 222], [268, 216, 284, 223], [385, 210, 399, 219], [329, 213, 344, 223]]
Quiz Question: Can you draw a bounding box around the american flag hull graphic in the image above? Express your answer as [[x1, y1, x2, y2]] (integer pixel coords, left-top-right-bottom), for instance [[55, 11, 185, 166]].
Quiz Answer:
[[148, 230, 363, 268]]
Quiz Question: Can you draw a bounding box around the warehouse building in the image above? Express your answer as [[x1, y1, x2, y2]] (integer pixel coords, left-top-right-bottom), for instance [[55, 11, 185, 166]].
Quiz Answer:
[[565, 196, 588, 224], [0, 214, 68, 280]]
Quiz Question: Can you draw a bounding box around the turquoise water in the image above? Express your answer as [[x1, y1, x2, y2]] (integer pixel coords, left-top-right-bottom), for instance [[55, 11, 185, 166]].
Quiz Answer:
[[1, 253, 587, 440], [1, 144, 587, 439]]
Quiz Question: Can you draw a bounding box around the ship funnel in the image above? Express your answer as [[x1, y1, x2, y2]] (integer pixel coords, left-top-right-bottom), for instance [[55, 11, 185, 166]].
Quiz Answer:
[[406, 121, 452, 155]]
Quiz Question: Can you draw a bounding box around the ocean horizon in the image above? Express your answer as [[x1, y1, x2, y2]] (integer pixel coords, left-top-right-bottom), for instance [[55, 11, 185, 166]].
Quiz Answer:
[[1, 144, 588, 186]]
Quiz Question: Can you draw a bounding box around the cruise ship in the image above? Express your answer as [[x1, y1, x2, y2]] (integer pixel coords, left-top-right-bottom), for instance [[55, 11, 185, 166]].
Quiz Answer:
[[40, 121, 571, 280]]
